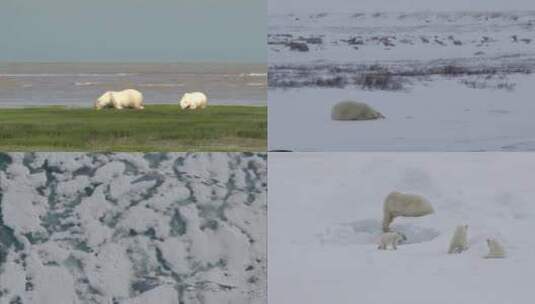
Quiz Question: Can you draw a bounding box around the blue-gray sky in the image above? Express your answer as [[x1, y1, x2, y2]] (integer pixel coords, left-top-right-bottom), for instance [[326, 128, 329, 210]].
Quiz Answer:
[[0, 0, 266, 62]]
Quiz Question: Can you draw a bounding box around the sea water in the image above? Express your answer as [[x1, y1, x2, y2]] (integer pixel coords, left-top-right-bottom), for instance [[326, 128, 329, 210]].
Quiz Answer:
[[0, 62, 266, 107]]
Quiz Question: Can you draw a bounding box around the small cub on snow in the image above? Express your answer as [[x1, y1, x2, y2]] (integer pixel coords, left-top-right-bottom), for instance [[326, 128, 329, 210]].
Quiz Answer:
[[448, 224, 468, 254], [378, 231, 406, 250], [484, 238, 506, 259]]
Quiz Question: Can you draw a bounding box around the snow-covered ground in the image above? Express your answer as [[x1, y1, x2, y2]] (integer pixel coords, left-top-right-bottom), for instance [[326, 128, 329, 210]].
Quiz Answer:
[[269, 152, 535, 304], [0, 153, 267, 304], [268, 11, 535, 151], [269, 11, 535, 64], [269, 74, 535, 151]]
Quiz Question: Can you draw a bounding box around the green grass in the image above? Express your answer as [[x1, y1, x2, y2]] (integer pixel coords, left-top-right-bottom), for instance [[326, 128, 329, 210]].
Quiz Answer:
[[0, 105, 266, 151]]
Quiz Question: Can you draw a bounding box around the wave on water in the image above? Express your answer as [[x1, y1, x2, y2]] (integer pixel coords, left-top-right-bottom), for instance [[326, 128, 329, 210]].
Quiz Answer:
[[74, 81, 99, 86], [0, 73, 136, 77], [240, 72, 267, 77], [139, 83, 184, 88], [247, 82, 266, 87]]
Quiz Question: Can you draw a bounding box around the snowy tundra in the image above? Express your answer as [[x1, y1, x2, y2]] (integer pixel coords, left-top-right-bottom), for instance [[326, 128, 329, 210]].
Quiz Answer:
[[269, 11, 535, 151], [269, 153, 535, 304], [95, 89, 144, 110], [180, 92, 208, 110]]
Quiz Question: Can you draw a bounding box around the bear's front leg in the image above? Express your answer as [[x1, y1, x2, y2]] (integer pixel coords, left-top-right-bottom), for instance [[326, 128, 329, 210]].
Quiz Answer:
[[382, 212, 393, 232]]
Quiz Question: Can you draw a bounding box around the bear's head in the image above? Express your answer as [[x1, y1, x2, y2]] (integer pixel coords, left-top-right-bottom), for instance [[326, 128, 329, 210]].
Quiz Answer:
[[179, 93, 192, 110], [95, 91, 113, 110]]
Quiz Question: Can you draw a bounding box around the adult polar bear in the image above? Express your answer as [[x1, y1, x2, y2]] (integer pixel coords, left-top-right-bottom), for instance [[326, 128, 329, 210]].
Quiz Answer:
[[382, 191, 434, 232], [180, 92, 207, 110], [95, 89, 144, 110]]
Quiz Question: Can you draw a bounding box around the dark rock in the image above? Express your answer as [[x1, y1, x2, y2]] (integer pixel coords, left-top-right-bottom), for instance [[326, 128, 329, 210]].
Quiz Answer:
[[287, 41, 309, 52]]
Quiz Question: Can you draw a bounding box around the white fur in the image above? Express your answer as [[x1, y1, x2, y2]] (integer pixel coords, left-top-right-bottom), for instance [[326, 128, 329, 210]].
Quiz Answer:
[[484, 239, 506, 259], [382, 191, 434, 232], [377, 232, 405, 250], [331, 101, 385, 121], [448, 224, 468, 254], [179, 92, 207, 110], [95, 89, 144, 110]]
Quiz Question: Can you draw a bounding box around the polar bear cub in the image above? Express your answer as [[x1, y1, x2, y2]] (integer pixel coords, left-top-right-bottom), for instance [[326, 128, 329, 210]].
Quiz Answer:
[[95, 89, 144, 110], [382, 191, 434, 232], [448, 224, 468, 254], [378, 232, 406, 250], [180, 92, 207, 110], [484, 238, 506, 259]]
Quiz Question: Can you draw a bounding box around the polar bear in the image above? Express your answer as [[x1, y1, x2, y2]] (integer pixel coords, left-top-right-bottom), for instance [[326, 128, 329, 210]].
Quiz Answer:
[[484, 238, 506, 259], [331, 101, 385, 121], [179, 92, 207, 110], [377, 231, 406, 250], [95, 89, 144, 110], [448, 224, 468, 254], [382, 191, 434, 232]]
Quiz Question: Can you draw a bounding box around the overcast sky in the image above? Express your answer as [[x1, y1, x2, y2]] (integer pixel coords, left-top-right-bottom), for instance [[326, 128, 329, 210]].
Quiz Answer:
[[0, 0, 266, 62], [269, 0, 535, 13]]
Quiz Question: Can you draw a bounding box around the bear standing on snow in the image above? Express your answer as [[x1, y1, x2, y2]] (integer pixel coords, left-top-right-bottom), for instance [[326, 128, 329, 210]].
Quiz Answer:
[[95, 89, 144, 110], [377, 231, 406, 250], [484, 238, 506, 259], [448, 224, 468, 254], [382, 191, 434, 232], [180, 92, 208, 110]]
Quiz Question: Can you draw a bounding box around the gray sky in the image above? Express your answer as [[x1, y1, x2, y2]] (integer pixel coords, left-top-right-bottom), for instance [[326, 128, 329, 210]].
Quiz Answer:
[[269, 0, 535, 13], [0, 0, 266, 63]]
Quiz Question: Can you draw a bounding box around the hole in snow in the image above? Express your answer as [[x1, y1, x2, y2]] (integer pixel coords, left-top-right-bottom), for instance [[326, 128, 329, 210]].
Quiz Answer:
[[317, 219, 440, 246], [390, 223, 441, 245]]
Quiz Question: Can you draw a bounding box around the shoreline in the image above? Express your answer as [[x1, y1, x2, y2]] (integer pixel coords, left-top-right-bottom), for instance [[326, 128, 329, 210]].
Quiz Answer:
[[0, 103, 267, 109]]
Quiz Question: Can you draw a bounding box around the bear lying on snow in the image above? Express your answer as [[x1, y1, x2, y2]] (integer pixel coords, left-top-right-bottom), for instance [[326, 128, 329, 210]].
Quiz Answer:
[[331, 101, 385, 121], [382, 191, 434, 232], [95, 89, 144, 110], [180, 92, 207, 110], [448, 224, 468, 254]]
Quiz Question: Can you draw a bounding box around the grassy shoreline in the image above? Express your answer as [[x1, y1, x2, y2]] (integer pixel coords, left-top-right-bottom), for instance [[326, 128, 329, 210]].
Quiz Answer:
[[0, 104, 266, 151]]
